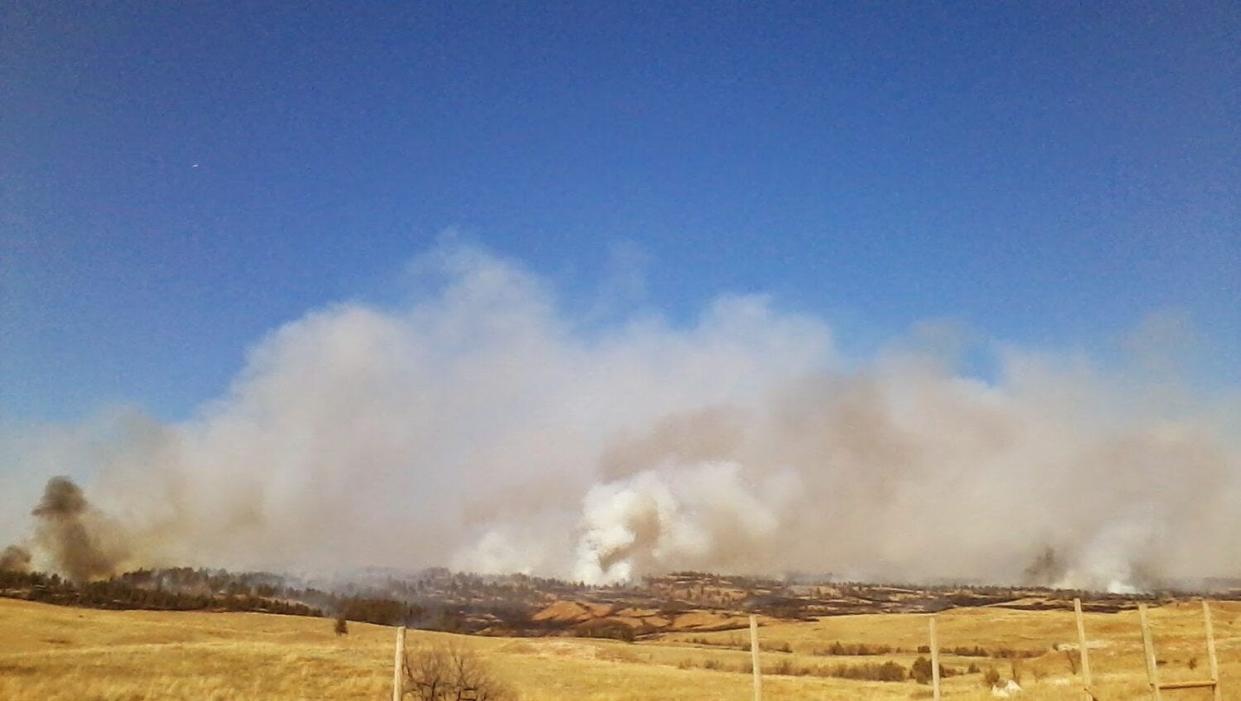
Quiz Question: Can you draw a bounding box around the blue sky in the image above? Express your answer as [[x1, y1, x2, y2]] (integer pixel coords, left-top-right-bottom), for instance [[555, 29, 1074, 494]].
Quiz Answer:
[[3, 1, 1238, 423]]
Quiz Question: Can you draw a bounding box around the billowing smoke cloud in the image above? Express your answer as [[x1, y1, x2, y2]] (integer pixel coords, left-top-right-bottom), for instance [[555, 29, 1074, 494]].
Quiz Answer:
[[2, 244, 1238, 590], [26, 476, 128, 582], [0, 545, 32, 573], [572, 461, 793, 583]]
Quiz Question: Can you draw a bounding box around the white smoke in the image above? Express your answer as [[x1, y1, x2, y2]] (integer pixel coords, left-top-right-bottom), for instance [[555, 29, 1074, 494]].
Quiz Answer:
[[2, 242, 1238, 589], [569, 462, 793, 584], [1056, 520, 1156, 594]]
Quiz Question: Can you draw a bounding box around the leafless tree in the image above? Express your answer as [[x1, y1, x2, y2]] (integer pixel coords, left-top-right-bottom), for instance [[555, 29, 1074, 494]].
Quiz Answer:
[[403, 641, 514, 701]]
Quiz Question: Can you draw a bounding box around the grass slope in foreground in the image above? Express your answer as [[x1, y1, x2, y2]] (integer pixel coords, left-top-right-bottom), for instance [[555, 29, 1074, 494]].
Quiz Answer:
[[1, 597, 1237, 700]]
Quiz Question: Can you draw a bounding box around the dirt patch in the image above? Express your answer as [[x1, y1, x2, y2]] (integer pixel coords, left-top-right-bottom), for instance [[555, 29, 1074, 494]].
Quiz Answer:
[[531, 640, 599, 660]]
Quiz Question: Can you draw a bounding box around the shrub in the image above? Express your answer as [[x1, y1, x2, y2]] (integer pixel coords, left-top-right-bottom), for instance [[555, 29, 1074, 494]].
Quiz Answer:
[[572, 619, 635, 642], [909, 657, 951, 685], [827, 661, 906, 682], [910, 656, 933, 684], [818, 640, 894, 656], [404, 642, 514, 701], [993, 646, 1043, 659], [1064, 650, 1079, 675]]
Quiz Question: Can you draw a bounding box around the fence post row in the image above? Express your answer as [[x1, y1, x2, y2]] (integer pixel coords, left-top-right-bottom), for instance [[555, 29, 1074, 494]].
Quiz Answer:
[[380, 597, 1224, 701], [1138, 601, 1221, 700]]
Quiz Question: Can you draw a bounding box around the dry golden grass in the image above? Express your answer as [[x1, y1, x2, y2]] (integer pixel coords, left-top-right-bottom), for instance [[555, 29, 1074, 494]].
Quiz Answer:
[[1, 597, 1237, 699]]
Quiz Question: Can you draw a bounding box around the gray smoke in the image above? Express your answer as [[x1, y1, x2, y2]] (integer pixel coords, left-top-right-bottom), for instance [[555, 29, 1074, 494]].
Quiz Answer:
[[2, 244, 1238, 590], [0, 544, 32, 573], [1022, 546, 1067, 586]]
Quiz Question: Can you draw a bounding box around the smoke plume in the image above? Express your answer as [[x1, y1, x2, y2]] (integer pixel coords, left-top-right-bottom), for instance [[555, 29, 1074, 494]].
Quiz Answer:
[[2, 244, 1238, 590], [26, 477, 128, 582], [0, 545, 32, 573]]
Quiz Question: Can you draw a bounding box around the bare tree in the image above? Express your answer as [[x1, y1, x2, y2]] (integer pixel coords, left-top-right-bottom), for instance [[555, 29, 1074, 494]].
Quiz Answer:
[[403, 641, 514, 701]]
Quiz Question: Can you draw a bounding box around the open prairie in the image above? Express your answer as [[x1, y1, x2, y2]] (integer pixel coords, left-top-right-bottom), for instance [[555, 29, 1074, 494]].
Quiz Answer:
[[1, 597, 1236, 700]]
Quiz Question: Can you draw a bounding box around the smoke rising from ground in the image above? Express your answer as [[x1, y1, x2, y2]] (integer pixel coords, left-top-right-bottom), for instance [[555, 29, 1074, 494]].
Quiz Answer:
[[2, 244, 1238, 589], [0, 545, 32, 573], [26, 477, 128, 582]]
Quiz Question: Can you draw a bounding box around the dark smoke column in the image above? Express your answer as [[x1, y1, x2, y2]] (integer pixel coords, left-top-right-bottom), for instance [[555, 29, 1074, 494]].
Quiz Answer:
[[31, 476, 125, 582]]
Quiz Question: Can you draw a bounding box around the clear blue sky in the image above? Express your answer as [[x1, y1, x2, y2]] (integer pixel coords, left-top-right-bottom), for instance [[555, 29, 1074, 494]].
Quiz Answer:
[[3, 2, 1238, 422]]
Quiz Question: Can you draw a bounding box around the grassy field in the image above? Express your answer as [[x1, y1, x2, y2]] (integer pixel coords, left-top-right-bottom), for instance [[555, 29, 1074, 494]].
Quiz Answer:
[[1, 597, 1236, 700]]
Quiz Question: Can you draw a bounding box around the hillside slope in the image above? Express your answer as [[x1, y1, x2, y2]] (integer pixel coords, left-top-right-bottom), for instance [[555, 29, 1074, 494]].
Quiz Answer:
[[1, 598, 1237, 699]]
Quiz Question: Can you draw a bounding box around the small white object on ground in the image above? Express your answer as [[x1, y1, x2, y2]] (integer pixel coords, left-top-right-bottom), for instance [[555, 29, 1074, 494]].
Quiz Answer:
[[991, 679, 1022, 697]]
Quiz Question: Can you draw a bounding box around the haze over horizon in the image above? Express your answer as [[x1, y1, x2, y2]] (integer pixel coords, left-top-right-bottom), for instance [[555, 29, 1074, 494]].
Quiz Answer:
[[3, 241, 1239, 591], [2, 3, 1239, 588]]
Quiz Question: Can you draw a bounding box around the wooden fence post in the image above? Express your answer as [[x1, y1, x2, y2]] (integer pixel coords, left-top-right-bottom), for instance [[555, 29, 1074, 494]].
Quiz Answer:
[[1074, 598, 1094, 700], [929, 616, 941, 701], [1135, 600, 1219, 698], [1203, 600, 1221, 701], [393, 625, 406, 701], [749, 614, 762, 701], [1138, 604, 1162, 701]]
